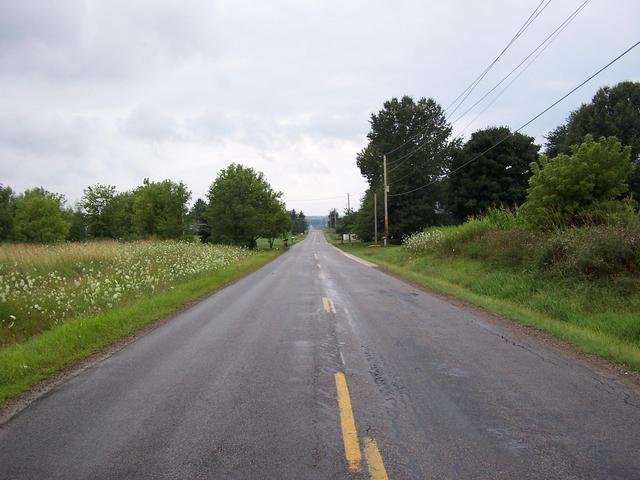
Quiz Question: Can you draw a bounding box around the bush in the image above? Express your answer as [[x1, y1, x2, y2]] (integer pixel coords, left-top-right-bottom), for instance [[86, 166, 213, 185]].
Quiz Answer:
[[459, 227, 538, 268], [484, 207, 527, 230], [403, 208, 640, 279], [404, 209, 524, 257], [521, 135, 635, 229], [534, 226, 640, 278], [404, 217, 493, 256]]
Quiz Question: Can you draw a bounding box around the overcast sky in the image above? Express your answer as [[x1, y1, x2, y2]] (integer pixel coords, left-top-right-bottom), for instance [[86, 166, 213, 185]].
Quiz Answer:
[[1, 0, 638, 215]]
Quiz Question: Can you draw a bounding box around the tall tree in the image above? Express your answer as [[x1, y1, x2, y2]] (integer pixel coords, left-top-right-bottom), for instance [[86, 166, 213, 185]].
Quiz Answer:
[[67, 207, 88, 241], [0, 185, 15, 241], [132, 179, 191, 239], [352, 188, 383, 242], [190, 198, 210, 242], [296, 211, 308, 234], [544, 81, 640, 196], [206, 164, 281, 247], [110, 191, 135, 239], [80, 184, 117, 238], [356, 96, 458, 239], [289, 210, 308, 234], [12, 188, 71, 243], [449, 126, 539, 221], [263, 200, 290, 248]]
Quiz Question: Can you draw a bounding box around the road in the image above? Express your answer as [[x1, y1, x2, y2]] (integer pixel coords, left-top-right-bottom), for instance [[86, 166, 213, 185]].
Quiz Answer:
[[1, 229, 639, 479]]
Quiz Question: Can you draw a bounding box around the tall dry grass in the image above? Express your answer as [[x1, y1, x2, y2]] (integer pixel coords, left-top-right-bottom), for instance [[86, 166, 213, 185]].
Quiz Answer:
[[0, 240, 253, 346]]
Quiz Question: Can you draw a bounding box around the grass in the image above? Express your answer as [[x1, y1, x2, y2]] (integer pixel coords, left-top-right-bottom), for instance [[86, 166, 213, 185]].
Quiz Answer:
[[0, 242, 279, 403], [255, 231, 306, 250], [0, 241, 256, 345], [333, 234, 640, 371]]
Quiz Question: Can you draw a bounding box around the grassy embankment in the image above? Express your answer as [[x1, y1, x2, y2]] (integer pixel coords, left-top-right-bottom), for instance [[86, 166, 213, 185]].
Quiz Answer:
[[326, 216, 640, 370], [0, 241, 279, 402]]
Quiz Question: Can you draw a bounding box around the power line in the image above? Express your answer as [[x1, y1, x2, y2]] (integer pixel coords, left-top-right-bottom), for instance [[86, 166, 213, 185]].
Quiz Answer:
[[286, 195, 346, 202], [384, 0, 551, 160], [388, 38, 640, 198], [445, 0, 553, 119], [457, 7, 579, 137], [286, 193, 365, 203], [451, 0, 591, 127], [386, 139, 430, 174], [386, 0, 589, 185], [386, 0, 589, 180]]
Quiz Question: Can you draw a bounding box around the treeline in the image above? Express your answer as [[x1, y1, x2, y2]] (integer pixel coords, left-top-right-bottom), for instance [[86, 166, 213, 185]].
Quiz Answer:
[[1, 164, 306, 247], [334, 80, 640, 240]]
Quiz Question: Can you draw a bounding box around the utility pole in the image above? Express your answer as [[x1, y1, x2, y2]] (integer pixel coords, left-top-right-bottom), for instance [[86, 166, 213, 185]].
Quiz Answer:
[[373, 192, 378, 244], [383, 154, 389, 246], [347, 193, 351, 243]]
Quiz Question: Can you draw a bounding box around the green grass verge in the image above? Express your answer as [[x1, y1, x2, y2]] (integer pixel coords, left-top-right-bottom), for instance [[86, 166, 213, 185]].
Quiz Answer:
[[0, 250, 278, 403], [333, 240, 640, 371]]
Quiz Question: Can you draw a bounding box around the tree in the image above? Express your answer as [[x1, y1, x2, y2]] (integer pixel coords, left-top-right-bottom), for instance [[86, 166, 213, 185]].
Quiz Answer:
[[449, 126, 539, 221], [544, 81, 640, 196], [110, 191, 136, 239], [335, 208, 357, 243], [190, 198, 210, 242], [290, 210, 308, 234], [356, 96, 458, 239], [206, 164, 282, 247], [67, 207, 88, 241], [263, 202, 290, 248], [80, 184, 117, 238], [352, 188, 383, 242], [12, 188, 72, 242], [0, 185, 15, 241], [522, 135, 635, 228], [328, 209, 339, 228], [132, 179, 191, 239]]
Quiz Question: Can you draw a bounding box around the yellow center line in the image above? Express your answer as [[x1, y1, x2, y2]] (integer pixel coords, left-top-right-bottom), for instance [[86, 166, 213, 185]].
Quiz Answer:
[[328, 298, 337, 314], [322, 296, 331, 313], [364, 437, 389, 480], [334, 372, 362, 472]]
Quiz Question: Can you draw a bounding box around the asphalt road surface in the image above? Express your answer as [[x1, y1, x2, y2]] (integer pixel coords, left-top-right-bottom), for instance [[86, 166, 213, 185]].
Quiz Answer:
[[1, 229, 640, 479]]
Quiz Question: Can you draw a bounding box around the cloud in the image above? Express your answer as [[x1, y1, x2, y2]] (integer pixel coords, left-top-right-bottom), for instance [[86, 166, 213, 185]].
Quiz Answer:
[[120, 106, 181, 141], [1, 0, 639, 214], [0, 112, 99, 156]]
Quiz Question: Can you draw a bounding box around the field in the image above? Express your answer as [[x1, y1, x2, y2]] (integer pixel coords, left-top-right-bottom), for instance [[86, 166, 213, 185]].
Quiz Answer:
[[0, 240, 278, 401], [0, 240, 258, 346], [328, 223, 640, 370]]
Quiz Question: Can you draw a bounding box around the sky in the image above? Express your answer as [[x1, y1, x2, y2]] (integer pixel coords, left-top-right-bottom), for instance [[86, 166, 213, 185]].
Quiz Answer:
[[1, 0, 639, 216]]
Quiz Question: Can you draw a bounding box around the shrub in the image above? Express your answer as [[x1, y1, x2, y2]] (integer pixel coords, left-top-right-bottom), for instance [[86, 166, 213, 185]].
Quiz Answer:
[[485, 207, 527, 230], [521, 135, 635, 229], [403, 217, 494, 256], [403, 228, 447, 255], [534, 226, 640, 278], [459, 227, 538, 268], [404, 211, 640, 279]]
